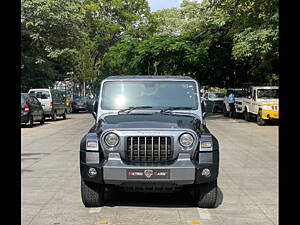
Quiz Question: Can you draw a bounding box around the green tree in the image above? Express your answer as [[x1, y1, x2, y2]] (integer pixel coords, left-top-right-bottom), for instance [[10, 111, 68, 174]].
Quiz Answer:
[[21, 0, 85, 91]]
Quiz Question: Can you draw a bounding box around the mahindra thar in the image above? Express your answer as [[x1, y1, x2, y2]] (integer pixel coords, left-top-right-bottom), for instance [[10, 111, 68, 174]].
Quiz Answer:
[[80, 76, 219, 208]]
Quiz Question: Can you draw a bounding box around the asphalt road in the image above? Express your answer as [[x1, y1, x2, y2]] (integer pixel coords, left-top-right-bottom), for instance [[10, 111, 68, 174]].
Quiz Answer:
[[21, 112, 278, 225]]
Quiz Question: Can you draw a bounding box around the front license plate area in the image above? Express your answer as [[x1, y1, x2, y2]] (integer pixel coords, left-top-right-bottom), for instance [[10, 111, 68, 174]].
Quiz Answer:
[[126, 169, 170, 179]]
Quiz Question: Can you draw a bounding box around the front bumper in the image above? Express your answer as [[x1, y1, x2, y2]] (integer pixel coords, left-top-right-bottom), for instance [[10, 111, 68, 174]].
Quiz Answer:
[[262, 110, 279, 120], [80, 151, 219, 186]]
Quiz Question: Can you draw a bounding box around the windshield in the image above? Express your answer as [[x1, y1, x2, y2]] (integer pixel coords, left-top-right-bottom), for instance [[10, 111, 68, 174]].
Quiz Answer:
[[101, 81, 199, 110], [257, 89, 278, 99], [208, 92, 225, 99], [29, 90, 50, 99], [228, 90, 250, 98]]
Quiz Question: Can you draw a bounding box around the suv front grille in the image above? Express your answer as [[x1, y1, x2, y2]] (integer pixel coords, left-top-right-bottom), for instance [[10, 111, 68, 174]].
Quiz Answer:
[[126, 136, 172, 162]]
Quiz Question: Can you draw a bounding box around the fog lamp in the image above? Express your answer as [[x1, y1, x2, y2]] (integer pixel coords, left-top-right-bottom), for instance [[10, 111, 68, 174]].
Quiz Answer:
[[201, 168, 211, 177], [88, 168, 97, 177]]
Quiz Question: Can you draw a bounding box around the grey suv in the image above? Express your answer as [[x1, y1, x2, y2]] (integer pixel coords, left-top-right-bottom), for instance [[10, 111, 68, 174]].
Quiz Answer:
[[80, 76, 219, 208]]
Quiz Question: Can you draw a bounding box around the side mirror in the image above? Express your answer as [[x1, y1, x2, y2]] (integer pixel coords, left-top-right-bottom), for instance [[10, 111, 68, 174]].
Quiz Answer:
[[87, 100, 98, 113], [202, 112, 207, 127], [88, 100, 98, 121], [92, 111, 97, 120]]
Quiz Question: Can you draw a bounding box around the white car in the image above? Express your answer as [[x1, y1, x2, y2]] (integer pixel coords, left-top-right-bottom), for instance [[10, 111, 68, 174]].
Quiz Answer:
[[28, 88, 68, 121], [241, 86, 279, 125]]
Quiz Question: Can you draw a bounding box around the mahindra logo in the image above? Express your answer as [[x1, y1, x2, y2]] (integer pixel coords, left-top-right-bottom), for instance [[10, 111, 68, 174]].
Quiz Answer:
[[144, 169, 153, 178]]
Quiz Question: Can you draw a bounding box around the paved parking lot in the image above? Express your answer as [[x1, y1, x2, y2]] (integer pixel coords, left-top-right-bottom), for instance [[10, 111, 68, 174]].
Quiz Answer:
[[21, 113, 278, 225]]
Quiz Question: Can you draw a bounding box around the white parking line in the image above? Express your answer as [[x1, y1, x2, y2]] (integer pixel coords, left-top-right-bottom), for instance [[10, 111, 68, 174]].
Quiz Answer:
[[197, 208, 212, 220], [89, 208, 102, 214]]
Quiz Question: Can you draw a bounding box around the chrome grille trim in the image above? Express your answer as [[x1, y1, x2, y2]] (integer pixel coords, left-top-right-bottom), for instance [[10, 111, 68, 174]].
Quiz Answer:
[[126, 136, 172, 162]]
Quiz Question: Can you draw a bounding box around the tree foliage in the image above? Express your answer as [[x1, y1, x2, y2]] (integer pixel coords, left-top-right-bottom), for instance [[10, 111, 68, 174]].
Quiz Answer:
[[21, 0, 279, 91]]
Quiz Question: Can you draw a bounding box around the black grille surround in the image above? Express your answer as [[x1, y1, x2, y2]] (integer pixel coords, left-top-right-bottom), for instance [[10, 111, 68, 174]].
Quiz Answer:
[[126, 136, 172, 162]]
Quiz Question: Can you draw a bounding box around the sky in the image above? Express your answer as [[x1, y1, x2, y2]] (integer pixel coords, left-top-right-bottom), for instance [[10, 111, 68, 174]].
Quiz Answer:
[[148, 0, 183, 12]]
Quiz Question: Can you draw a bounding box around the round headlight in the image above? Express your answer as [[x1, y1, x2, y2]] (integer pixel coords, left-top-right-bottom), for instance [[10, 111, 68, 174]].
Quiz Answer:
[[104, 133, 119, 147], [179, 133, 194, 147]]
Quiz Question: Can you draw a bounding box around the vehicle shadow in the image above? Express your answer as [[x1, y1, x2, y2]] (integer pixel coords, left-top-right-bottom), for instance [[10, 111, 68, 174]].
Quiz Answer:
[[21, 169, 33, 174], [21, 153, 50, 162], [104, 186, 223, 208], [21, 153, 51, 157], [206, 113, 279, 126], [45, 117, 71, 122], [70, 111, 88, 114], [205, 113, 238, 120], [21, 122, 49, 128]]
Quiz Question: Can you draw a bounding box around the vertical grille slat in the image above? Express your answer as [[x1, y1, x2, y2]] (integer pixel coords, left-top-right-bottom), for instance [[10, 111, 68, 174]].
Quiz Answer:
[[144, 137, 147, 161], [158, 137, 160, 161], [165, 137, 167, 160], [137, 137, 140, 160], [130, 137, 133, 159], [151, 137, 154, 161], [127, 136, 172, 162]]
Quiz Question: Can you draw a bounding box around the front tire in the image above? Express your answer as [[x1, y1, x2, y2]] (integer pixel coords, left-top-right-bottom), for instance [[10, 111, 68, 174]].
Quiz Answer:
[[40, 114, 45, 124], [52, 111, 57, 121], [257, 110, 266, 126], [62, 110, 67, 120], [81, 179, 105, 207], [195, 180, 218, 208], [244, 108, 250, 121]]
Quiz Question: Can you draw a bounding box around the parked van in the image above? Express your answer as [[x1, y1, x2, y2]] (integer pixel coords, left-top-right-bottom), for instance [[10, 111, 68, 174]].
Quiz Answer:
[[28, 88, 68, 121]]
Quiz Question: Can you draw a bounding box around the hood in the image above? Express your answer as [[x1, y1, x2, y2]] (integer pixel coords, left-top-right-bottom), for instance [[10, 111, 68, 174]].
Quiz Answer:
[[97, 112, 201, 133]]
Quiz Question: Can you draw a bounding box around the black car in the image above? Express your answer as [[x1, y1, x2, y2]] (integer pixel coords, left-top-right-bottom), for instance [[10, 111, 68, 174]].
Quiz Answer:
[[21, 93, 45, 127], [80, 76, 219, 208], [71, 96, 91, 113]]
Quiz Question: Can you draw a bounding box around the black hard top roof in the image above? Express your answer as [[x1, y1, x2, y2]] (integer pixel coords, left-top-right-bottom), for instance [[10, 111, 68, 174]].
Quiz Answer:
[[105, 75, 195, 80]]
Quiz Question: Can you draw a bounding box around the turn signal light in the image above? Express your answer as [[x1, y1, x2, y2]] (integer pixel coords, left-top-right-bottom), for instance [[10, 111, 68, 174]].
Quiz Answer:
[[201, 141, 212, 148], [87, 141, 98, 148]]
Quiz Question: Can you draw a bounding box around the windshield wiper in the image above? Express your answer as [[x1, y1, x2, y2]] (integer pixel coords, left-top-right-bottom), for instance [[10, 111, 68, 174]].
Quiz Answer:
[[160, 107, 194, 113], [118, 106, 153, 114]]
